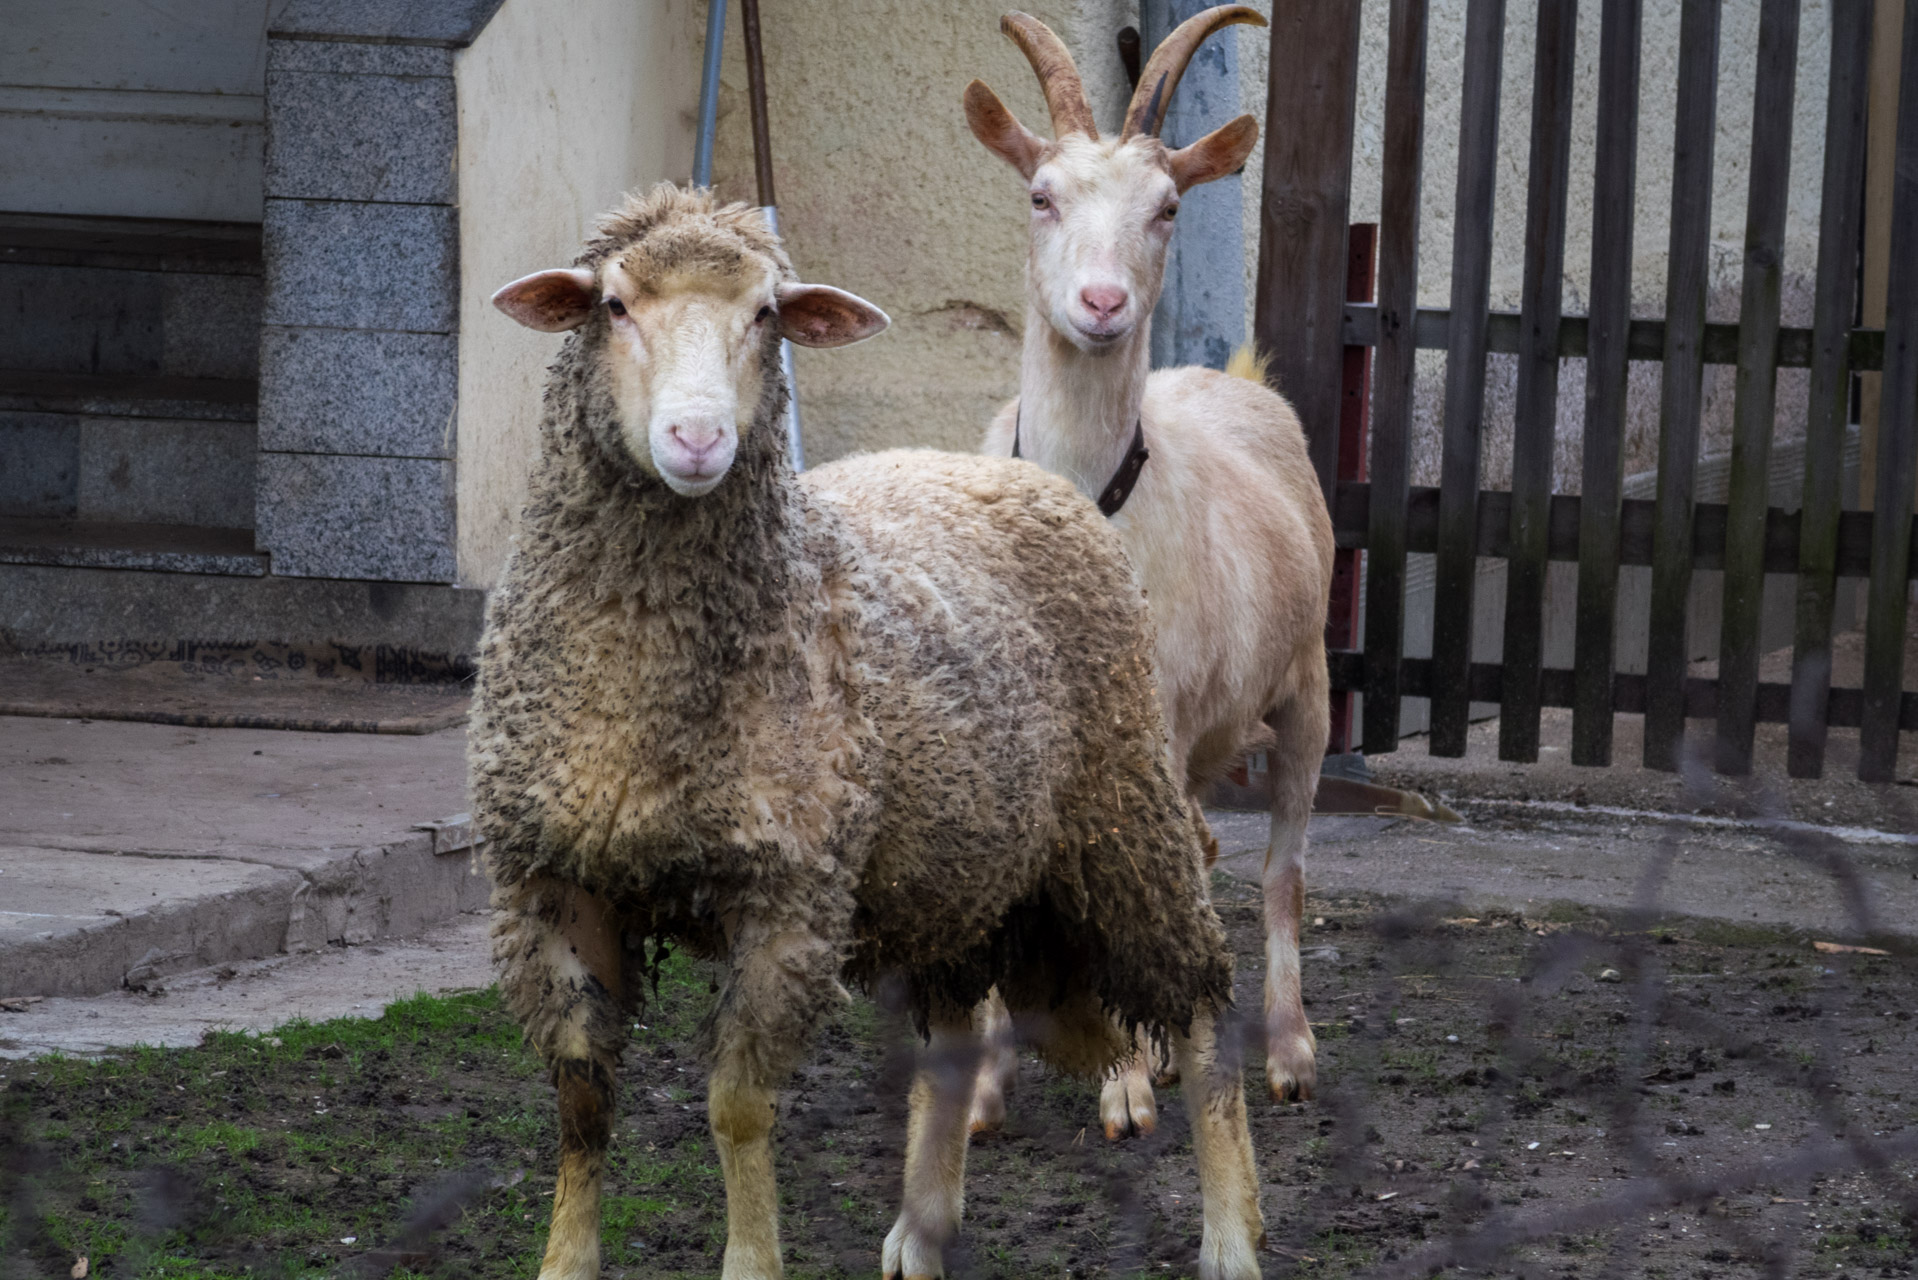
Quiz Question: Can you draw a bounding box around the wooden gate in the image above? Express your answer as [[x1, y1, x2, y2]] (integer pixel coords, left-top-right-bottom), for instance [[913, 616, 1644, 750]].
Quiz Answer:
[[1255, 0, 1918, 782]]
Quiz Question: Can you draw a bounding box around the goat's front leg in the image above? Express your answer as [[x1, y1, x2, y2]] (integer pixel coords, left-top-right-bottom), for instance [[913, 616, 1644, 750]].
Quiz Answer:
[[1264, 690, 1325, 1101], [1174, 1007, 1264, 1280], [884, 1014, 979, 1279], [493, 877, 626, 1280]]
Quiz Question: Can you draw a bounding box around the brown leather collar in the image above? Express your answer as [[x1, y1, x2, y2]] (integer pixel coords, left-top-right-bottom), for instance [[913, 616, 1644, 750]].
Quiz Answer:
[[1011, 408, 1150, 518]]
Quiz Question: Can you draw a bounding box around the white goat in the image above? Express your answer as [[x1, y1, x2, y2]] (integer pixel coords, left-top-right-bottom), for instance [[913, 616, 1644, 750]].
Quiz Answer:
[[964, 8, 1335, 1139]]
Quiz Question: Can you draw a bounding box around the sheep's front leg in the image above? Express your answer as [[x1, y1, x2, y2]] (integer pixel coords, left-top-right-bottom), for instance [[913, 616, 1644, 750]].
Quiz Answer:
[[884, 1015, 978, 1279], [709, 1056, 782, 1279], [493, 878, 626, 1280], [707, 911, 850, 1280], [1174, 1007, 1264, 1280]]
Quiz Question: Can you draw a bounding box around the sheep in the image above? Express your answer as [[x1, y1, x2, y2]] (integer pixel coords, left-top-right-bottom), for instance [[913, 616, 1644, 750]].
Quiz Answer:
[[472, 183, 1265, 1280], [962, 9, 1337, 1140]]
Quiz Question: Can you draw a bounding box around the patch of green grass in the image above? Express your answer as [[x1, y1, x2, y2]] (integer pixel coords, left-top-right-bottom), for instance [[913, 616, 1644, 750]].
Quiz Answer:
[[0, 988, 592, 1278], [1686, 918, 1806, 949], [174, 1119, 262, 1157]]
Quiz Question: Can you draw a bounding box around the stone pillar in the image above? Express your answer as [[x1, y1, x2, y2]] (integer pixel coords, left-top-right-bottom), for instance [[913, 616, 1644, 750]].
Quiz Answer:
[[255, 2, 504, 582], [1140, 0, 1247, 372]]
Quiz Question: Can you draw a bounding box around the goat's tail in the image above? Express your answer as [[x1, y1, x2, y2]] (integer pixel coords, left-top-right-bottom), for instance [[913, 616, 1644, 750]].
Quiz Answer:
[[1224, 342, 1271, 385]]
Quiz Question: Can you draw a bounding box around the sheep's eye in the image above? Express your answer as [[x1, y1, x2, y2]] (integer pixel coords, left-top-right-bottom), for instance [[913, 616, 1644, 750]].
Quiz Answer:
[[605, 297, 627, 317], [1161, 204, 1179, 221], [1030, 192, 1050, 211], [755, 305, 773, 323]]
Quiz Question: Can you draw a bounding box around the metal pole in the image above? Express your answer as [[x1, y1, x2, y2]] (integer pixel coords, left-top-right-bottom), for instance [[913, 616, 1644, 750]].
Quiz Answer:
[[1138, 0, 1248, 371], [740, 0, 805, 470], [763, 209, 806, 471], [693, 0, 727, 186]]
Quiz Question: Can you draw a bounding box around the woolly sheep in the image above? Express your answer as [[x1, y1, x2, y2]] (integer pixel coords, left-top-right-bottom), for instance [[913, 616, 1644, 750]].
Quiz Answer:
[[472, 184, 1265, 1280]]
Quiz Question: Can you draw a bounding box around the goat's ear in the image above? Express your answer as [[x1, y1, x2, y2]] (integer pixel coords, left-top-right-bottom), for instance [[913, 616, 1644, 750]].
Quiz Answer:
[[1167, 114, 1259, 192], [775, 283, 890, 349], [492, 268, 598, 332], [965, 79, 1046, 179]]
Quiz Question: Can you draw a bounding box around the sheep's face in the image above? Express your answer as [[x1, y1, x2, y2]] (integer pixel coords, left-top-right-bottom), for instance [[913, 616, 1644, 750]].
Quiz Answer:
[[493, 257, 888, 498], [1024, 135, 1179, 354], [594, 261, 778, 496]]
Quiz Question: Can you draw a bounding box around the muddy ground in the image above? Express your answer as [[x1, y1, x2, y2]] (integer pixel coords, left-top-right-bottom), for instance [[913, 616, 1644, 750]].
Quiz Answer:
[[3, 858, 1916, 1279]]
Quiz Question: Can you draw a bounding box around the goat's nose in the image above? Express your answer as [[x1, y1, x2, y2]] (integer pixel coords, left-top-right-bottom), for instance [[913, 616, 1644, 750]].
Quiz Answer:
[[1080, 285, 1128, 320]]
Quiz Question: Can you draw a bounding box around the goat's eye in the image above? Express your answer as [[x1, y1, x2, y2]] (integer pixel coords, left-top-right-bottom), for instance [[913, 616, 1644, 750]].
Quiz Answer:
[[1161, 204, 1179, 221], [755, 305, 773, 323], [1030, 192, 1050, 211], [605, 297, 627, 316]]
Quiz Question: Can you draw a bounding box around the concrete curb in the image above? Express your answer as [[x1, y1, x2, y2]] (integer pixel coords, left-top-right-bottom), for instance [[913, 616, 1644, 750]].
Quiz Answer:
[[0, 819, 490, 999]]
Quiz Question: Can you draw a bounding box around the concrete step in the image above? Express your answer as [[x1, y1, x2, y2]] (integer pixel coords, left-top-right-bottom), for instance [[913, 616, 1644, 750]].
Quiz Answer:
[[0, 213, 262, 382], [0, 369, 256, 420], [0, 518, 267, 576], [0, 369, 257, 532], [0, 715, 486, 999]]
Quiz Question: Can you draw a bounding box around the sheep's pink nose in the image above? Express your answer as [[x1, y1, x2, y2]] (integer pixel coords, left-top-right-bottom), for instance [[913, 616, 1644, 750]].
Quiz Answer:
[[1080, 285, 1128, 320], [670, 424, 720, 462]]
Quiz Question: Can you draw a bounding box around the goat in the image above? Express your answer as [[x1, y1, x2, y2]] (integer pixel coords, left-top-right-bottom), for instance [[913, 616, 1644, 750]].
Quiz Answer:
[[474, 184, 1265, 1280], [963, 9, 1336, 1139]]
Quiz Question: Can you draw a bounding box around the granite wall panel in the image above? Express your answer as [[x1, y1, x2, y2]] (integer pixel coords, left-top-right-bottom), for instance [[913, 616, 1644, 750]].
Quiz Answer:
[[256, 452, 456, 581], [261, 199, 457, 334], [258, 327, 456, 457]]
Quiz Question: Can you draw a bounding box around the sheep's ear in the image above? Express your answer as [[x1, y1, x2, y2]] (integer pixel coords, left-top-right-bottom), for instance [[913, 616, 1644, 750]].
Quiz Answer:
[[492, 268, 598, 332], [965, 80, 1046, 179], [775, 284, 890, 348], [1167, 114, 1259, 192]]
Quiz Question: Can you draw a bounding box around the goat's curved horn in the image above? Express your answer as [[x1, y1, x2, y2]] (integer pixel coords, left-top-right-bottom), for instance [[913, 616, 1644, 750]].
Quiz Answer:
[[1121, 5, 1266, 140], [1001, 11, 1098, 140]]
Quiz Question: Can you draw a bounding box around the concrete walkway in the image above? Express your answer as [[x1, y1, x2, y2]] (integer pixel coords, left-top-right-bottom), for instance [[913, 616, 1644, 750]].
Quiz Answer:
[[0, 715, 486, 999], [3, 708, 1915, 1057]]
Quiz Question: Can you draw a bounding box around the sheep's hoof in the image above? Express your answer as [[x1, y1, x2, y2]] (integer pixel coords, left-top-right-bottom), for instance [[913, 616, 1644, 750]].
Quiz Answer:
[[1265, 1031, 1317, 1102], [1098, 1071, 1157, 1140]]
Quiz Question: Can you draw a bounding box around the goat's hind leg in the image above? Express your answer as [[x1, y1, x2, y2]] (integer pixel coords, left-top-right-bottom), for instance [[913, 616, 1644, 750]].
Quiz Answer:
[[493, 878, 627, 1280], [964, 989, 1016, 1134], [1096, 800, 1229, 1139], [1097, 1032, 1159, 1140], [885, 1013, 980, 1279]]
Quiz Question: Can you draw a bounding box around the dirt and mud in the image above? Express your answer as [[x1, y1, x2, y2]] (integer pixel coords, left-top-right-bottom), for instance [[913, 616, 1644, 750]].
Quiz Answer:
[[3, 857, 1916, 1279]]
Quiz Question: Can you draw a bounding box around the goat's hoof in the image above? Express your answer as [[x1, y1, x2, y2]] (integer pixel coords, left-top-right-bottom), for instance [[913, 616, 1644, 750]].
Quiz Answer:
[[966, 1087, 1005, 1134], [882, 1216, 946, 1280], [1265, 1032, 1318, 1102], [1197, 1230, 1264, 1280], [1099, 1072, 1157, 1140]]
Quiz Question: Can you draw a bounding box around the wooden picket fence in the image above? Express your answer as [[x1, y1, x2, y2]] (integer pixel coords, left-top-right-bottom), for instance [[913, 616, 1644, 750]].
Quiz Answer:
[[1254, 0, 1918, 782]]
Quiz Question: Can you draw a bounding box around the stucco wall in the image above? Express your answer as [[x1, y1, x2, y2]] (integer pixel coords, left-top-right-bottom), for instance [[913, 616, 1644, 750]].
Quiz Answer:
[[700, 0, 1842, 494], [697, 0, 1139, 464], [454, 0, 698, 586]]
